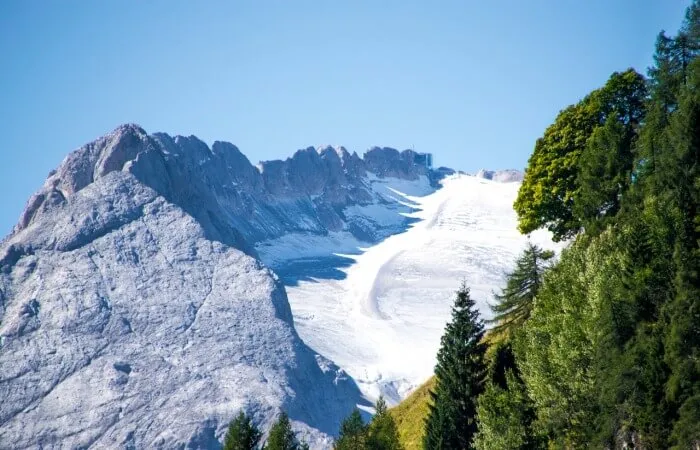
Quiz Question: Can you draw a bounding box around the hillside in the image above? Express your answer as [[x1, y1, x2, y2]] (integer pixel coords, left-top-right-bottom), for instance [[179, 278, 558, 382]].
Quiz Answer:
[[390, 377, 434, 450]]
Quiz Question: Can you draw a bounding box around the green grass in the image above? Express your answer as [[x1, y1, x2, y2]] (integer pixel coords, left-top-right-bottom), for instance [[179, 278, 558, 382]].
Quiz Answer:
[[389, 333, 501, 449], [390, 377, 434, 450]]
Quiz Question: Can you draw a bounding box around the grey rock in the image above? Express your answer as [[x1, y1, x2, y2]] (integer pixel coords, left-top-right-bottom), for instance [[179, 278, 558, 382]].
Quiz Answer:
[[475, 168, 524, 182], [363, 147, 427, 180], [0, 173, 361, 449], [16, 126, 451, 252]]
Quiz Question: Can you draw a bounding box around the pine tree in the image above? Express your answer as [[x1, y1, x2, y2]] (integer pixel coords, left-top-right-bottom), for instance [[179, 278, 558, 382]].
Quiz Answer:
[[367, 397, 402, 450], [473, 371, 535, 450], [223, 411, 262, 450], [474, 344, 538, 450], [423, 284, 487, 450], [265, 412, 301, 450], [487, 243, 553, 337], [335, 408, 368, 450]]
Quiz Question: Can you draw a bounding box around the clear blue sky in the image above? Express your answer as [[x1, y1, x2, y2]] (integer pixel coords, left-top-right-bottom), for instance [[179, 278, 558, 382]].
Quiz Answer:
[[0, 1, 689, 237]]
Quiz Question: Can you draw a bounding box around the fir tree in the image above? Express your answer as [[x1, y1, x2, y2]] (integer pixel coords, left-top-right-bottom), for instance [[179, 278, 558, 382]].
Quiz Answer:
[[367, 396, 402, 450], [223, 411, 262, 450], [335, 409, 368, 450], [265, 412, 302, 450], [487, 243, 553, 337], [423, 284, 487, 450], [474, 344, 538, 450]]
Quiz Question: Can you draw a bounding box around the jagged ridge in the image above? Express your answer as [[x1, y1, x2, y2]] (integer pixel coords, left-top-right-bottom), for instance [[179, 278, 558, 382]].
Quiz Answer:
[[12, 124, 446, 257]]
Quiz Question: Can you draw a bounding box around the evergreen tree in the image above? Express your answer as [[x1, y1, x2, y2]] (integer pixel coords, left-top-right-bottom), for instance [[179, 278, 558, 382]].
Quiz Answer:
[[575, 117, 633, 229], [474, 371, 535, 450], [423, 284, 487, 450], [367, 397, 402, 450], [334, 409, 368, 450], [223, 411, 262, 450], [487, 243, 553, 337], [660, 56, 700, 448], [265, 412, 301, 450]]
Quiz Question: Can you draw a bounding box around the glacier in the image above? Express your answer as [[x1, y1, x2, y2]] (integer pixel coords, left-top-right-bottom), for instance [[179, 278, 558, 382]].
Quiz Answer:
[[262, 174, 559, 404]]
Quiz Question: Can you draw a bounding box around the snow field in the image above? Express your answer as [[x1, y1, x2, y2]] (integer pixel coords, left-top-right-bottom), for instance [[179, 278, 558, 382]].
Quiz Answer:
[[279, 174, 558, 404]]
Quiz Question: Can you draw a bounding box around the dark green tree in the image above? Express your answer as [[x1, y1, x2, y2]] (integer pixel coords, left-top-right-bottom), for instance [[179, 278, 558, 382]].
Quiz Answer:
[[223, 411, 262, 450], [474, 371, 536, 450], [574, 117, 633, 229], [670, 394, 700, 449], [500, 3, 700, 446], [423, 284, 487, 449], [487, 243, 553, 338], [334, 409, 368, 450], [367, 397, 402, 450], [474, 343, 539, 450], [265, 412, 303, 450], [660, 56, 700, 449]]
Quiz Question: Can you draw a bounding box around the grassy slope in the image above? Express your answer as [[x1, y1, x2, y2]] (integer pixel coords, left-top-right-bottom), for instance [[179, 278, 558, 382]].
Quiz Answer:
[[390, 377, 435, 450], [389, 333, 501, 449]]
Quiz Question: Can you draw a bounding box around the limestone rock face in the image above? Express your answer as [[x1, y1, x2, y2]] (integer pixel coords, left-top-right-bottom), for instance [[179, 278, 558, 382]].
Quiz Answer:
[[16, 126, 444, 252], [0, 125, 376, 449], [363, 147, 428, 180]]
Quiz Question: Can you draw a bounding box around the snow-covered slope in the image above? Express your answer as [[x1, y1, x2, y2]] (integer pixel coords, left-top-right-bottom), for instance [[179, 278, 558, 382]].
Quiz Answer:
[[271, 174, 558, 404]]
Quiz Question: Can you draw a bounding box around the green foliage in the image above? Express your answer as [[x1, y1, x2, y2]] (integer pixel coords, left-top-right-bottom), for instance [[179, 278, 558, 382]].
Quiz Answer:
[[223, 411, 262, 450], [508, 5, 700, 447], [659, 56, 700, 448], [514, 69, 646, 241], [423, 284, 486, 450], [335, 409, 368, 450], [367, 397, 403, 450], [488, 243, 553, 338], [265, 412, 304, 450], [389, 377, 434, 450], [516, 235, 627, 443], [574, 117, 632, 230], [474, 371, 535, 450], [392, 3, 700, 448], [670, 394, 700, 449], [474, 342, 539, 450]]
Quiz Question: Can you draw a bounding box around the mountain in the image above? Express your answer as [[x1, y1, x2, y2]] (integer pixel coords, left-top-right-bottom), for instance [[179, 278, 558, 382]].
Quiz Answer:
[[0, 124, 457, 448]]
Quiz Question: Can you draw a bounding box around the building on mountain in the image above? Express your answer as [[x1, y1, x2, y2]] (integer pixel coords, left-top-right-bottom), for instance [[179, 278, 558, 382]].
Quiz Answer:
[[414, 152, 433, 169]]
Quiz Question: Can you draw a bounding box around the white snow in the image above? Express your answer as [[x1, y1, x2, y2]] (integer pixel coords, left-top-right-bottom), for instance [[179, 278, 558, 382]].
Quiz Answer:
[[276, 174, 559, 404]]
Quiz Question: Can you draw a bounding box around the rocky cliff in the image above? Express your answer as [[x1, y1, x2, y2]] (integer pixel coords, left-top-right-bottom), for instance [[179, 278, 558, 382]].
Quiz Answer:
[[12, 125, 438, 256]]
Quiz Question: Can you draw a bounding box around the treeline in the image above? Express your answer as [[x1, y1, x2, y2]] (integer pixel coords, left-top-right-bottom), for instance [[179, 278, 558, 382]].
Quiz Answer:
[[222, 397, 403, 450], [424, 1, 700, 448]]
